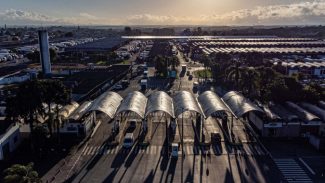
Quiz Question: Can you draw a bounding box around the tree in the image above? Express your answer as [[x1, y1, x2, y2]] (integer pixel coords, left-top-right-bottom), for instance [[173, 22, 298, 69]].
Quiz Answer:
[[124, 27, 132, 36], [240, 67, 259, 98], [168, 56, 180, 70], [154, 55, 168, 77], [64, 32, 73, 37], [26, 51, 40, 63], [226, 61, 243, 90], [3, 163, 41, 183], [40, 80, 69, 137], [49, 48, 57, 62], [9, 81, 43, 134]]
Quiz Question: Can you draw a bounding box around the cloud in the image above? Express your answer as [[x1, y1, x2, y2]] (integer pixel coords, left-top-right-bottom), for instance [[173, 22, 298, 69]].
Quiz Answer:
[[0, 1, 324, 25], [126, 1, 325, 25], [79, 13, 98, 20], [0, 9, 62, 25]]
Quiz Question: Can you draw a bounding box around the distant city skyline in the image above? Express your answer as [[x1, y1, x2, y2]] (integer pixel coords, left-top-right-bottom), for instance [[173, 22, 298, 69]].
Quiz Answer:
[[0, 0, 324, 26]]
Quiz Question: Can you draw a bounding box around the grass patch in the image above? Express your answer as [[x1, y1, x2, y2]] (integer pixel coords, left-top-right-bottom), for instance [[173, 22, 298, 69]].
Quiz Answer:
[[96, 61, 107, 65], [193, 69, 212, 78]]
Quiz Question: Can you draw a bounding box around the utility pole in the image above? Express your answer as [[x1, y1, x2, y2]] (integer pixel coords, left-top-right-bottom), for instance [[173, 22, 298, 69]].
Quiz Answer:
[[181, 107, 184, 183]]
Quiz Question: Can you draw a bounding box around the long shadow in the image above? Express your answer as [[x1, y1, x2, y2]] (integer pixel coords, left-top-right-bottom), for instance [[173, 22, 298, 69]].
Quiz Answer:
[[103, 168, 119, 183], [144, 170, 155, 183], [165, 158, 177, 183], [224, 169, 235, 183], [185, 169, 194, 183]]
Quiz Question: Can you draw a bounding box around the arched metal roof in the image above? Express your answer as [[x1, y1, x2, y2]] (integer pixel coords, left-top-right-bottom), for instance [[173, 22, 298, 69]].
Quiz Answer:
[[89, 91, 123, 119], [222, 91, 263, 118], [173, 91, 204, 117], [116, 91, 147, 119], [145, 91, 175, 118], [198, 91, 229, 117], [286, 102, 321, 122], [69, 101, 93, 121], [300, 102, 325, 121], [59, 101, 79, 119]]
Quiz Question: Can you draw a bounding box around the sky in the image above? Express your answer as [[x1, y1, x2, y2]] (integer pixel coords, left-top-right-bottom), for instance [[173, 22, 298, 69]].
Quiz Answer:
[[0, 0, 324, 26]]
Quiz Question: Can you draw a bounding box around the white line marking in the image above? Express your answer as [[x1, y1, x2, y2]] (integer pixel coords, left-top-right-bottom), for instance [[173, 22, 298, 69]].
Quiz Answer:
[[298, 158, 316, 175]]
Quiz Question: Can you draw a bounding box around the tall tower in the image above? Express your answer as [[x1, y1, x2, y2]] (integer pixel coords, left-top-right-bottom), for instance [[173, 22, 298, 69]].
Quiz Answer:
[[38, 30, 51, 77]]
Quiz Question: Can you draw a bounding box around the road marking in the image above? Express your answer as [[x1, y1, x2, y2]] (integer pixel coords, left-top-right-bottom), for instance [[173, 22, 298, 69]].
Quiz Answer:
[[82, 146, 90, 155], [274, 158, 313, 183], [298, 158, 316, 175], [150, 145, 156, 154]]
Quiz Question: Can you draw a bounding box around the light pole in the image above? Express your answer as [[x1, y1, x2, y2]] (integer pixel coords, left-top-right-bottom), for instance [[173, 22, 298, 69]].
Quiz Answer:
[[181, 107, 184, 183]]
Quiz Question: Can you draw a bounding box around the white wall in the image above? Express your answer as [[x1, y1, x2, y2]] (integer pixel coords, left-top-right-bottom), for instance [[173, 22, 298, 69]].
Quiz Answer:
[[0, 125, 21, 160]]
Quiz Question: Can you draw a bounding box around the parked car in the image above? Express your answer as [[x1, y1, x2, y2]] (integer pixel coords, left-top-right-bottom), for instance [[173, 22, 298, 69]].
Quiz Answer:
[[113, 84, 123, 90], [123, 133, 134, 148], [171, 143, 179, 158]]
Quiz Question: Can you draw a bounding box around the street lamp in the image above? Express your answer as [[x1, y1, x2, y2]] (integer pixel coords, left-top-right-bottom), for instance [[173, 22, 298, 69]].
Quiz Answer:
[[181, 107, 184, 183]]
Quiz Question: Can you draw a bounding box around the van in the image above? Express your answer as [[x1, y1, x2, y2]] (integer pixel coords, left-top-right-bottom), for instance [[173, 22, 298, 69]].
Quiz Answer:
[[171, 143, 179, 158], [123, 133, 134, 148]]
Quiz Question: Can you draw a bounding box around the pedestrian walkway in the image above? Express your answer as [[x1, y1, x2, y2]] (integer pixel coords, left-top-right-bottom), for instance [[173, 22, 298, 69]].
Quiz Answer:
[[274, 158, 313, 183], [81, 145, 266, 156]]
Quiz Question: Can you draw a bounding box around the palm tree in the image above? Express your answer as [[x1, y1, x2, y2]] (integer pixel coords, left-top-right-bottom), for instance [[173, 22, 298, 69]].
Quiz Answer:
[[226, 61, 243, 90], [240, 67, 259, 98], [256, 67, 278, 101], [3, 163, 41, 183], [41, 80, 69, 138], [14, 81, 43, 134]]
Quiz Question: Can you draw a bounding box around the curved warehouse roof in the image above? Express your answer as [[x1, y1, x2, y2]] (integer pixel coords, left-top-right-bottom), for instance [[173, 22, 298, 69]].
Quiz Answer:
[[89, 91, 123, 119], [69, 101, 93, 121], [116, 91, 148, 119], [59, 101, 79, 119], [146, 91, 175, 118], [198, 91, 229, 118], [300, 102, 325, 121], [173, 91, 204, 117], [286, 102, 320, 122], [222, 91, 263, 118]]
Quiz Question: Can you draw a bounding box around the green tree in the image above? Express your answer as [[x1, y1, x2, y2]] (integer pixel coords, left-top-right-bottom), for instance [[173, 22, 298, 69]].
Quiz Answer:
[[40, 80, 69, 137], [3, 163, 41, 183], [226, 61, 243, 90], [168, 56, 180, 70], [240, 67, 259, 98], [49, 48, 57, 62]]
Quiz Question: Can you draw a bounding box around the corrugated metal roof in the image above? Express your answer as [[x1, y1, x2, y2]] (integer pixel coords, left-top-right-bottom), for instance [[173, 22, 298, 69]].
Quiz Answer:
[[116, 91, 147, 119], [69, 101, 93, 121], [263, 106, 281, 121], [173, 91, 204, 117], [145, 91, 175, 118], [269, 104, 299, 122], [59, 101, 79, 119], [89, 91, 123, 119], [198, 91, 229, 117], [286, 101, 320, 122], [222, 91, 263, 118], [300, 102, 325, 121]]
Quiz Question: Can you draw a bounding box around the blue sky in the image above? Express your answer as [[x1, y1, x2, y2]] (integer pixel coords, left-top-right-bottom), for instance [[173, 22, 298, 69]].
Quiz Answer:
[[0, 0, 324, 25]]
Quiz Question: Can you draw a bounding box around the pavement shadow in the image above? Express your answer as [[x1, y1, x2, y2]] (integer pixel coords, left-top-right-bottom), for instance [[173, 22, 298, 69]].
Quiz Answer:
[[143, 170, 155, 183], [224, 169, 235, 183], [165, 158, 177, 183]]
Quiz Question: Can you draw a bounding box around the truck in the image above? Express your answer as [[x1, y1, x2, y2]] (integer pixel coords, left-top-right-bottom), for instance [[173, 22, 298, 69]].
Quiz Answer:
[[181, 65, 186, 72], [140, 79, 147, 90]]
